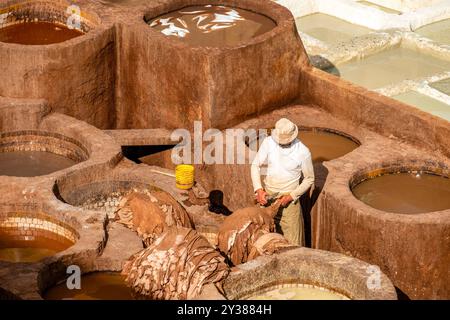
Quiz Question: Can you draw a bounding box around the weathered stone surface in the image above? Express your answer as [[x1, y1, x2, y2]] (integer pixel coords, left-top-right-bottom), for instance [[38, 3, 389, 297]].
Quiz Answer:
[[115, 0, 307, 130], [224, 247, 397, 300], [0, 0, 448, 301]]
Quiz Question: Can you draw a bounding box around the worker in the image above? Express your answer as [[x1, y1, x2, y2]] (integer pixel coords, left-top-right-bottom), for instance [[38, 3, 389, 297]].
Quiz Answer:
[[251, 118, 315, 246]]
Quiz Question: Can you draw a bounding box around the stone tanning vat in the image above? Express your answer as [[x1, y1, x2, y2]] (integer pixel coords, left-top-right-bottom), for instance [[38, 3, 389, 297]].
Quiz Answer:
[[0, 0, 115, 129], [115, 0, 306, 130], [0, 0, 448, 300], [223, 247, 397, 300]]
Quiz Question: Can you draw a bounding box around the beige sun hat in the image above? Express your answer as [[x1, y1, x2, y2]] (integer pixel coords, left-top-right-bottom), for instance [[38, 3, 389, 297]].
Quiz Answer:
[[271, 118, 298, 145]]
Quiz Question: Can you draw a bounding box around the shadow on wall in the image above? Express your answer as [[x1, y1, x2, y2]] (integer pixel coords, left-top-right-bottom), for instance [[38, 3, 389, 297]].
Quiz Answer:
[[301, 163, 329, 248], [0, 288, 20, 300], [309, 55, 341, 77], [208, 190, 233, 216], [395, 287, 411, 300], [122, 145, 176, 169]]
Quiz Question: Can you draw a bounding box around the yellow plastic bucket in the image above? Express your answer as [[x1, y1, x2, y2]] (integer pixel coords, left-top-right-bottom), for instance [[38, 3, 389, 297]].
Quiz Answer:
[[175, 164, 195, 190]]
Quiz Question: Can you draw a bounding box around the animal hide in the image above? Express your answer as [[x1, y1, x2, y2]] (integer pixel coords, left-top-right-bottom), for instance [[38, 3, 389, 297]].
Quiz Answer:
[[114, 191, 193, 246], [217, 201, 281, 266], [248, 232, 293, 260], [122, 227, 229, 300]]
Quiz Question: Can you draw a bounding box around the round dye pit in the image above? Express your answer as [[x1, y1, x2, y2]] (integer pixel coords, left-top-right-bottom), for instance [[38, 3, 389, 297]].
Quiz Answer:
[[246, 128, 359, 163], [54, 179, 168, 219], [0, 131, 88, 177], [0, 151, 78, 177], [0, 213, 77, 263], [43, 272, 133, 300], [224, 247, 397, 300], [0, 22, 84, 45], [0, 1, 95, 46], [246, 283, 349, 300], [352, 170, 450, 214], [298, 129, 360, 163], [146, 5, 276, 47]]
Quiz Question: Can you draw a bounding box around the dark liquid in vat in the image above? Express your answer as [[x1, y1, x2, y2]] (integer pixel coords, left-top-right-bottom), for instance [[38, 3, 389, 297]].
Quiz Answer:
[[44, 272, 134, 300], [0, 21, 84, 45], [0, 151, 77, 177], [148, 5, 276, 47], [248, 130, 359, 163], [298, 131, 359, 163], [0, 237, 73, 263], [352, 172, 450, 214]]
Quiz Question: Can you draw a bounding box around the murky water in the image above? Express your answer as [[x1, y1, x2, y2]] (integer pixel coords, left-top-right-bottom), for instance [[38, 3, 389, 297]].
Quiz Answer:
[[0, 237, 73, 263], [44, 272, 134, 300], [0, 22, 84, 45], [393, 91, 450, 121], [295, 13, 372, 45], [352, 172, 450, 214], [0, 151, 77, 177], [358, 1, 401, 14], [248, 285, 349, 300], [329, 47, 450, 89], [247, 130, 358, 163], [430, 78, 450, 96], [148, 5, 276, 47], [416, 19, 450, 45], [298, 131, 359, 163]]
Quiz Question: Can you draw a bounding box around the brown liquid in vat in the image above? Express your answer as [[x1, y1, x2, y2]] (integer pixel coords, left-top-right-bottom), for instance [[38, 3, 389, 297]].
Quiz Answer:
[[0, 151, 78, 177], [44, 272, 134, 300], [148, 5, 276, 47], [352, 172, 450, 214], [298, 131, 359, 163], [0, 237, 73, 263], [0, 21, 84, 45], [247, 130, 359, 163]]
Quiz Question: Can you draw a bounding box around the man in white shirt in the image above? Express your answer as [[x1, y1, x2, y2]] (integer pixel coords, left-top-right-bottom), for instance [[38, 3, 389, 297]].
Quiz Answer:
[[251, 118, 315, 246]]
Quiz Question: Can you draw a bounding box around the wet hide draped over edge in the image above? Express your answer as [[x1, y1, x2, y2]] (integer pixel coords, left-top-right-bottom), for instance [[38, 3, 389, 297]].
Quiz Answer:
[[122, 227, 229, 300], [247, 232, 293, 260], [114, 191, 193, 246], [217, 201, 281, 266]]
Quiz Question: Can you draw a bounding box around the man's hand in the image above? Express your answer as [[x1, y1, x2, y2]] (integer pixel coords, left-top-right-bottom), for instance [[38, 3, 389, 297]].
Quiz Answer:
[[255, 189, 268, 205], [279, 195, 294, 207]]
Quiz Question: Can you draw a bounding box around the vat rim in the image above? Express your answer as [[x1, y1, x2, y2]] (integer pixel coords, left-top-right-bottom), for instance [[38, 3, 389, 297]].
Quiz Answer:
[[346, 162, 450, 217]]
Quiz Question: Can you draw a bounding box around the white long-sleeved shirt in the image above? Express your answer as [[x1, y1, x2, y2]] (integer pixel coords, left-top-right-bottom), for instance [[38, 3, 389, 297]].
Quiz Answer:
[[251, 136, 315, 201]]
